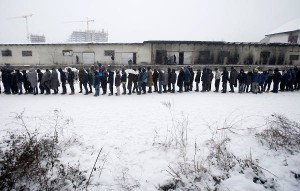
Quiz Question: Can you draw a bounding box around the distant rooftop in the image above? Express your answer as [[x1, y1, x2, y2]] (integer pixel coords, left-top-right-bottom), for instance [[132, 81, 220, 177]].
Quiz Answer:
[[267, 18, 300, 35]]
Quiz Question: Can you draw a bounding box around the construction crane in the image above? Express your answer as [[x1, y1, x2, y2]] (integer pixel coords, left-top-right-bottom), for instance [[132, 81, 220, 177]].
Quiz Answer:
[[8, 14, 33, 43], [65, 17, 95, 32]]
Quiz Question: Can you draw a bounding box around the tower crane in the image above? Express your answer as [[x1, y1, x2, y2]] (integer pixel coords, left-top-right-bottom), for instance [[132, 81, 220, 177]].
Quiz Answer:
[[8, 14, 33, 43]]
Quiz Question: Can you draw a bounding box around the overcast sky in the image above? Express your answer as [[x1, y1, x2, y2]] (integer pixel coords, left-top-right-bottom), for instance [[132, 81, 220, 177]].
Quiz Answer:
[[0, 0, 299, 43]]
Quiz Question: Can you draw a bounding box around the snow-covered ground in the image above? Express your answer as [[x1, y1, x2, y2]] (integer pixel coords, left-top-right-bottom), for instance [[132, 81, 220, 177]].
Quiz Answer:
[[0, 83, 300, 191]]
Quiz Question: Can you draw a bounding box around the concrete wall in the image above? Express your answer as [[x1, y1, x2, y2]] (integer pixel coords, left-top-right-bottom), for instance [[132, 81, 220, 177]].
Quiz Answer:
[[1, 41, 300, 67]]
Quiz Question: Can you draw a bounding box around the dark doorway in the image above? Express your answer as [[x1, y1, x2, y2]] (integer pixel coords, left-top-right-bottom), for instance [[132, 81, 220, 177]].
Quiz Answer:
[[260, 51, 270, 65], [179, 52, 184, 65], [133, 53, 137, 64], [156, 50, 167, 65]]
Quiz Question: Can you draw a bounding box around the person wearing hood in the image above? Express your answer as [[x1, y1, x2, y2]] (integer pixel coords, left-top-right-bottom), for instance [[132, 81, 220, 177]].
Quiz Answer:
[[50, 68, 60, 94], [101, 66, 108, 95], [27, 69, 38, 95], [87, 68, 94, 94], [229, 67, 238, 93], [259, 70, 268, 93], [221, 67, 229, 93], [121, 68, 127, 95], [93, 71, 101, 96], [170, 69, 177, 93], [41, 69, 51, 94], [237, 69, 246, 93], [67, 68, 75, 95], [58, 68, 67, 94], [22, 70, 32, 94], [108, 69, 114, 96], [16, 70, 23, 95], [272, 68, 281, 93], [147, 67, 153, 93], [177, 67, 185, 93], [152, 69, 159, 92], [115, 70, 121, 96], [37, 69, 44, 94], [264, 69, 273, 93], [158, 69, 164, 94], [184, 67, 191, 92], [214, 68, 221, 92], [195, 69, 201, 92], [251, 68, 260, 94]]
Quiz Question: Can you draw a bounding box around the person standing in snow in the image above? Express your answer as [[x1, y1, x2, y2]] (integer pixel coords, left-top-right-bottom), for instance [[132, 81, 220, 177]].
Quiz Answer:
[[264, 69, 273, 93], [141, 68, 147, 94], [194, 69, 201, 92], [22, 70, 32, 94], [152, 69, 159, 92], [188, 66, 194, 91], [177, 67, 185, 93], [115, 70, 121, 96], [147, 67, 153, 93], [221, 67, 229, 93], [214, 68, 221, 92], [170, 69, 177, 93], [121, 68, 127, 95], [132, 69, 138, 94], [41, 69, 51, 95], [37, 69, 44, 94], [137, 68, 143, 95], [27, 69, 38, 95], [127, 71, 134, 95], [201, 68, 208, 92], [167, 68, 172, 92], [58, 68, 67, 95], [101, 66, 108, 95], [237, 69, 246, 93], [67, 68, 75, 95], [158, 69, 164, 94], [93, 71, 101, 96], [16, 70, 23, 95], [78, 68, 85, 93], [184, 67, 191, 92], [108, 69, 114, 96], [87, 68, 94, 94], [251, 68, 260, 94], [229, 67, 238, 93], [50, 68, 59, 94], [207, 69, 214, 91]]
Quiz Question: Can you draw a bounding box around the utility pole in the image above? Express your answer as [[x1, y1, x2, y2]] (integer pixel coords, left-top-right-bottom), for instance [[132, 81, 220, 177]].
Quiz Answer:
[[8, 14, 33, 43]]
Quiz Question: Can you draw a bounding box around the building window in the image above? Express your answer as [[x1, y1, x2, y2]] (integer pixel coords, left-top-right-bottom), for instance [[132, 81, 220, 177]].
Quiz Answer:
[[2, 50, 12, 57], [104, 50, 114, 56], [290, 55, 299, 61], [22, 51, 32, 57], [62, 50, 73, 56], [288, 35, 298, 43], [198, 51, 210, 64]]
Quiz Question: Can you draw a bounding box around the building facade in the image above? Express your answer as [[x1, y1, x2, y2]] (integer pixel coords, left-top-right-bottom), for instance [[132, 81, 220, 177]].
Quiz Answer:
[[30, 34, 46, 43], [68, 30, 108, 43], [1, 41, 300, 67]]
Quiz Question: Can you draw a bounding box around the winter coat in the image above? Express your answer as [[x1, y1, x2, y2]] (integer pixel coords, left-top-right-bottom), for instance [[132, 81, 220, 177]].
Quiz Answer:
[[208, 70, 214, 82], [115, 73, 121, 87], [121, 71, 127, 83], [128, 73, 134, 88], [78, 69, 85, 82], [215, 70, 221, 80], [27, 70, 38, 87], [153, 70, 159, 83], [50, 70, 60, 89], [184, 68, 191, 82], [261, 71, 268, 84], [221, 70, 229, 83], [88, 71, 94, 85], [142, 71, 148, 83], [245, 72, 252, 85], [281, 72, 288, 83], [102, 70, 108, 82], [229, 69, 238, 84], [163, 72, 169, 86], [238, 72, 246, 84], [108, 71, 114, 84], [16, 71, 23, 83], [147, 70, 153, 87], [94, 72, 100, 86], [252, 72, 260, 83], [266, 72, 273, 83], [42, 70, 51, 88], [170, 71, 177, 84], [195, 71, 201, 83], [201, 69, 208, 83], [177, 70, 185, 86], [273, 70, 282, 84], [189, 68, 194, 82], [59, 70, 67, 83], [37, 72, 43, 83], [67, 70, 75, 84], [83, 71, 89, 84], [158, 71, 164, 82]]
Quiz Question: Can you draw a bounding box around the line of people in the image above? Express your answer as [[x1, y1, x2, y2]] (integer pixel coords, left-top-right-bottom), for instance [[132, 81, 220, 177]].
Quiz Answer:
[[1, 65, 300, 96]]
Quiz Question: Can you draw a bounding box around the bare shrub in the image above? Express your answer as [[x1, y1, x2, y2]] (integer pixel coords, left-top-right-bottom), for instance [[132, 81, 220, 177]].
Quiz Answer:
[[0, 111, 88, 191], [256, 114, 300, 153]]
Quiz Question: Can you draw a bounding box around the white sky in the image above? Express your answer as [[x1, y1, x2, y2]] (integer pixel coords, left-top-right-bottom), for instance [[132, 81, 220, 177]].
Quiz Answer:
[[0, 0, 299, 43]]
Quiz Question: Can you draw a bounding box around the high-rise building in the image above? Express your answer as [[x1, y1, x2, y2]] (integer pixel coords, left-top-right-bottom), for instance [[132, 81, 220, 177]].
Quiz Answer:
[[30, 34, 46, 43], [67, 29, 108, 42]]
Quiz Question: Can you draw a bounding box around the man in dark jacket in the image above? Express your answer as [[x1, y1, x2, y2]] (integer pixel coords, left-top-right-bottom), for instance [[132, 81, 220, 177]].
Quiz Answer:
[[221, 67, 229, 93], [127, 72, 134, 95], [16, 70, 23, 95], [237, 69, 246, 93], [229, 67, 238, 93], [87, 68, 94, 93], [153, 69, 159, 92], [167, 68, 172, 92], [188, 66, 194, 91], [67, 68, 75, 95], [271, 68, 281, 93], [58, 68, 67, 94], [184, 67, 191, 92], [195, 69, 201, 92], [121, 68, 127, 95], [93, 71, 100, 96], [201, 68, 208, 92], [11, 70, 18, 94], [37, 69, 44, 94], [22, 70, 32, 94], [170, 69, 177, 93], [101, 67, 108, 95], [108, 69, 114, 96], [264, 69, 273, 93], [78, 68, 85, 93], [177, 67, 185, 93]]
